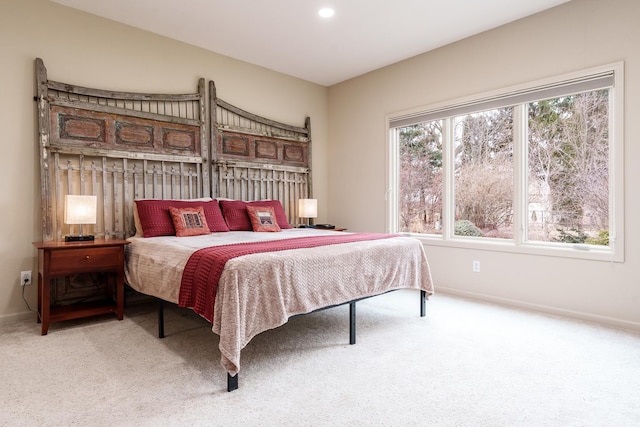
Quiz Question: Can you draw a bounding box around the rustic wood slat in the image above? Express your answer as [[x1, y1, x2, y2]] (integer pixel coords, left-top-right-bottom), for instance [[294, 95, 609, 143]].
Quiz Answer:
[[152, 165, 158, 199], [49, 145, 203, 164], [142, 160, 149, 198], [102, 157, 109, 238], [304, 116, 314, 201], [198, 79, 210, 197], [197, 164, 202, 198], [133, 163, 140, 200], [47, 99, 201, 127], [123, 158, 130, 236], [216, 98, 308, 135], [47, 80, 201, 102], [216, 124, 309, 143], [54, 154, 63, 241], [112, 161, 120, 237], [188, 165, 194, 199], [78, 154, 85, 197], [209, 81, 220, 197], [161, 162, 167, 199], [90, 160, 100, 238], [36, 58, 53, 241], [171, 165, 177, 199], [213, 160, 308, 174]]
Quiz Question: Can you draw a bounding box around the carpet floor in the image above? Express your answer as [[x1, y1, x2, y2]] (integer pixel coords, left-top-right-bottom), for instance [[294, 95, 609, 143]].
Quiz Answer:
[[1, 290, 639, 426]]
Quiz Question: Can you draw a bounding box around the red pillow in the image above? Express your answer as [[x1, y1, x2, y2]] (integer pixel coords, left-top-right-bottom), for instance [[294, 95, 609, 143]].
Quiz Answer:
[[168, 206, 211, 237], [200, 200, 229, 232], [248, 200, 291, 229], [219, 200, 252, 231], [246, 205, 281, 232], [219, 199, 292, 231], [136, 199, 229, 237]]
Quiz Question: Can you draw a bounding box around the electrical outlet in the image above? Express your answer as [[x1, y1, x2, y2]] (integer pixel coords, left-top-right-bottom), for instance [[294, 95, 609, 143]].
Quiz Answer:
[[472, 260, 480, 272], [20, 271, 32, 286]]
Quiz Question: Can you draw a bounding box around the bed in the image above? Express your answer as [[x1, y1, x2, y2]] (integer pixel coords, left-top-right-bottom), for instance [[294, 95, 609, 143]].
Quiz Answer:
[[34, 58, 434, 391]]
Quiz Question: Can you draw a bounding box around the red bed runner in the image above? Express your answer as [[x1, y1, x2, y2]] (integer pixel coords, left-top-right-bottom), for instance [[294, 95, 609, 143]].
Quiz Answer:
[[178, 232, 397, 322]]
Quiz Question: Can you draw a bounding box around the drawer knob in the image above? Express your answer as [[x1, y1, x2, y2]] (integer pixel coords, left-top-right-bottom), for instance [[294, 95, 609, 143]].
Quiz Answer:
[[84, 255, 90, 260]]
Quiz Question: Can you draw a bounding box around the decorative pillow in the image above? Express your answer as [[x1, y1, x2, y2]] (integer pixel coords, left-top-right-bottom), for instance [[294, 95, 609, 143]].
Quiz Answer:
[[219, 200, 252, 231], [133, 197, 213, 237], [168, 206, 211, 237], [246, 205, 281, 232], [136, 199, 229, 237], [219, 199, 292, 231], [248, 200, 292, 229]]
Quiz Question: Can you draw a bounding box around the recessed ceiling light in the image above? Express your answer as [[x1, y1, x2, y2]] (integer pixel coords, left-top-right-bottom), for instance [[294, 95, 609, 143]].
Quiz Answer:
[[318, 8, 335, 18]]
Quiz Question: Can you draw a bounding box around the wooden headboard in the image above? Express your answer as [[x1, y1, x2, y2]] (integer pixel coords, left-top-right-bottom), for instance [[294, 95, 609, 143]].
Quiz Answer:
[[210, 81, 312, 224], [35, 58, 311, 241]]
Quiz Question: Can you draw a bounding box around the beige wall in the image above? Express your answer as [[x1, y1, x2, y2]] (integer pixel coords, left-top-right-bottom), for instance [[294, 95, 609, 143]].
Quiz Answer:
[[328, 0, 640, 329], [0, 0, 329, 321]]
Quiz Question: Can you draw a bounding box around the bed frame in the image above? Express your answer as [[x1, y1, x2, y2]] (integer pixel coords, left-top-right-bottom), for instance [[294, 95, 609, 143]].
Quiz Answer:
[[158, 289, 426, 391], [34, 58, 426, 392]]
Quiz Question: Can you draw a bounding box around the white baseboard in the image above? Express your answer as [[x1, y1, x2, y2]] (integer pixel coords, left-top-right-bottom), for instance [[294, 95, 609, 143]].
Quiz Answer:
[[436, 286, 640, 333], [0, 310, 35, 326]]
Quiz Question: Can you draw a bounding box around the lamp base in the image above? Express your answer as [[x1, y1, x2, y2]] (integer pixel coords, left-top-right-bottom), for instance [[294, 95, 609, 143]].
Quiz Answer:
[[65, 235, 95, 242]]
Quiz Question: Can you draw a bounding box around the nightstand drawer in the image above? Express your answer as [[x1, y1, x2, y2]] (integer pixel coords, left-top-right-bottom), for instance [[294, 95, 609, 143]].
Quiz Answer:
[[48, 246, 121, 275]]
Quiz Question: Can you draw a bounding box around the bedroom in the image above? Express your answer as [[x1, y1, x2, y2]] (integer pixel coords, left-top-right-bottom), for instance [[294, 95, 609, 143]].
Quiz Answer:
[[1, 0, 639, 424]]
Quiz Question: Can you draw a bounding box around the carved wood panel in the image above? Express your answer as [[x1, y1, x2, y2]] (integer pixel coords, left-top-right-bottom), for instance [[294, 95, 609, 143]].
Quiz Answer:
[[217, 131, 308, 167], [50, 106, 201, 157]]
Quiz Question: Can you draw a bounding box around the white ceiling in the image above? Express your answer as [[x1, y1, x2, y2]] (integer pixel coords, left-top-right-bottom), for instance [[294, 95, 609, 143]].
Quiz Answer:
[[51, 0, 570, 86]]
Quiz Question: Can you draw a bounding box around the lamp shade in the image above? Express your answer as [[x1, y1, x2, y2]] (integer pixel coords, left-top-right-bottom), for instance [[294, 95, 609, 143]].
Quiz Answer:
[[298, 198, 317, 218], [64, 195, 97, 225]]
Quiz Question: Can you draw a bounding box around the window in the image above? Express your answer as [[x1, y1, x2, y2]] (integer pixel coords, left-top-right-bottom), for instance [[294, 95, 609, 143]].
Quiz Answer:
[[454, 108, 514, 240], [388, 63, 624, 261]]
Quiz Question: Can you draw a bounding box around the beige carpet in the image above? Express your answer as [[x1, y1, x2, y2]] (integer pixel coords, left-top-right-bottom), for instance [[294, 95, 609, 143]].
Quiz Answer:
[[1, 290, 640, 426]]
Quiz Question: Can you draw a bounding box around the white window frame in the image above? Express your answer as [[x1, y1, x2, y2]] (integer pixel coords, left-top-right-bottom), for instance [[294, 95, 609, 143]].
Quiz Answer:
[[386, 62, 624, 262]]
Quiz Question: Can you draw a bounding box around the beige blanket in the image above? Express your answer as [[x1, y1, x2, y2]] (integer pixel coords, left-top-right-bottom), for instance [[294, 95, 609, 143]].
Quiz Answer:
[[125, 229, 434, 375]]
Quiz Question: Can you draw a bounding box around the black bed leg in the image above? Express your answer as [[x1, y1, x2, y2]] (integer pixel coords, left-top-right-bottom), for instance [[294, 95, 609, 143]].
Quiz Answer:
[[158, 299, 165, 338], [227, 373, 238, 392], [349, 301, 356, 345], [420, 290, 426, 317]]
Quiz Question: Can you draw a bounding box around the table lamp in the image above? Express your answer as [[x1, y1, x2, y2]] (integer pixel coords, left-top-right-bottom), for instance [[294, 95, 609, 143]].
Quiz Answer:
[[298, 198, 317, 228], [64, 195, 97, 242]]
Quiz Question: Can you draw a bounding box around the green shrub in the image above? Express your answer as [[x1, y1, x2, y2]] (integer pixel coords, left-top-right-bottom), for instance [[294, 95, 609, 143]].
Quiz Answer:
[[554, 227, 587, 244], [454, 220, 484, 237], [585, 230, 609, 246]]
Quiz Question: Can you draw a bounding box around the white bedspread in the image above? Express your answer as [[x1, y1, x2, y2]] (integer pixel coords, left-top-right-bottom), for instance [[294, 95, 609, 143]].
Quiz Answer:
[[125, 229, 434, 375]]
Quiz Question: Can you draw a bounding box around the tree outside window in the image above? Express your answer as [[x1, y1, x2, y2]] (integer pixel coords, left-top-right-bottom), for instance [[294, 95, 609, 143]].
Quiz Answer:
[[527, 90, 609, 245], [396, 86, 611, 247]]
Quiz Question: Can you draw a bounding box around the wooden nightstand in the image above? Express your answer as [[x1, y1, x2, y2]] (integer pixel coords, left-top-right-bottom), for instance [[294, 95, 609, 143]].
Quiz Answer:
[[32, 239, 130, 335]]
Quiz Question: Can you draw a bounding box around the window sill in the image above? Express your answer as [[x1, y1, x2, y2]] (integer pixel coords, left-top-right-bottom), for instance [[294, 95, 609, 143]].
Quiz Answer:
[[405, 233, 622, 263]]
